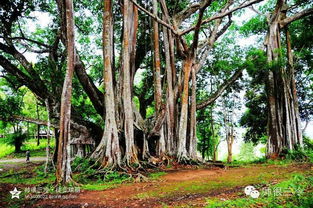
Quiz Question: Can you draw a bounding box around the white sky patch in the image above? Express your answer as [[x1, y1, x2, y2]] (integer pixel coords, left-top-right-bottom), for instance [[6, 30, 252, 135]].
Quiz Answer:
[[23, 11, 52, 63], [27, 11, 51, 32], [237, 35, 260, 47], [303, 122, 313, 138]]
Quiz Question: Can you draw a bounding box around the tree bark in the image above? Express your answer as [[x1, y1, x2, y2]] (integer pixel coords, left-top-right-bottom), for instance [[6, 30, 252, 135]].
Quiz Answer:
[[152, 0, 165, 156], [56, 0, 75, 185], [285, 27, 303, 148], [226, 126, 234, 163], [163, 26, 175, 155], [123, 0, 138, 164], [265, 0, 306, 157], [44, 99, 53, 174], [189, 67, 197, 159], [36, 100, 40, 146], [95, 0, 121, 167], [56, 0, 104, 117], [177, 56, 192, 159]]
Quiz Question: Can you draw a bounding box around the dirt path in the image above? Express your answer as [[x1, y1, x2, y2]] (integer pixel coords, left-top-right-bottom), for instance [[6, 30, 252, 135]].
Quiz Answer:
[[0, 157, 46, 164], [34, 163, 312, 208], [0, 157, 46, 171], [0, 157, 45, 172]]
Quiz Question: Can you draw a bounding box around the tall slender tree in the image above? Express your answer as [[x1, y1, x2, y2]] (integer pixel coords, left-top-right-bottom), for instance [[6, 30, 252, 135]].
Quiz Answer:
[[122, 0, 138, 164], [152, 0, 166, 156], [56, 0, 75, 185], [102, 0, 121, 167], [91, 0, 122, 166]]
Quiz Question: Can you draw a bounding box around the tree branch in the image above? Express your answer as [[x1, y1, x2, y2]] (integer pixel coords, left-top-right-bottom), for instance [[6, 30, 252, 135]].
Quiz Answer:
[[196, 68, 244, 110], [249, 5, 266, 17], [180, 0, 263, 36], [280, 7, 313, 27], [216, 15, 233, 39], [173, 2, 201, 27], [196, 15, 232, 73], [15, 39, 51, 53], [74, 54, 104, 116], [55, 0, 104, 117], [10, 115, 59, 128], [191, 0, 213, 54], [0, 54, 48, 100], [148, 104, 167, 138], [0, 42, 46, 87], [129, 0, 178, 35], [0, 36, 52, 48]]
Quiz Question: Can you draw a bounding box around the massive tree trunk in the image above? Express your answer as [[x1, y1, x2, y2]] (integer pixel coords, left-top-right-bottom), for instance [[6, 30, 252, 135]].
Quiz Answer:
[[222, 96, 234, 163], [163, 26, 175, 155], [159, 0, 177, 156], [152, 0, 165, 156], [0, 0, 274, 169], [56, 0, 75, 185], [91, 0, 122, 167], [285, 27, 303, 149], [265, 0, 307, 157], [265, 6, 283, 155], [177, 56, 193, 159], [122, 0, 138, 164], [102, 0, 121, 166]]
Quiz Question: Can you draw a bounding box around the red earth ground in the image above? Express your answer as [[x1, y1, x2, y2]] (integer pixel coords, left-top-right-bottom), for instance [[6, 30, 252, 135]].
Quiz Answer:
[[35, 163, 311, 208], [1, 162, 312, 208]]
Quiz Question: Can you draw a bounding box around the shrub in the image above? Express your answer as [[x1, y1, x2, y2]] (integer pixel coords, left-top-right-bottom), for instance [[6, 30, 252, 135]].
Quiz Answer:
[[72, 157, 95, 172], [303, 136, 313, 151], [279, 142, 313, 162], [5, 132, 28, 152]]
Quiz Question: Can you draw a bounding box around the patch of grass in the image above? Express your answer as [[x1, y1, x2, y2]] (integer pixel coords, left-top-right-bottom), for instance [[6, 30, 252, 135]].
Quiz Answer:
[[0, 164, 55, 185], [226, 157, 295, 168], [0, 143, 15, 158], [3, 149, 47, 159], [136, 192, 151, 199], [0, 171, 55, 185], [22, 138, 55, 151], [205, 174, 313, 208], [71, 157, 133, 191], [82, 183, 117, 191], [206, 198, 256, 208], [77, 172, 132, 191], [134, 163, 310, 200], [78, 173, 132, 191], [0, 138, 55, 159], [149, 171, 167, 180]]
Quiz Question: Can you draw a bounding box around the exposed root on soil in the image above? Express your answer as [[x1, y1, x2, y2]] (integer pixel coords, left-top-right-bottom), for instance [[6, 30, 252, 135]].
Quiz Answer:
[[53, 175, 82, 188], [72, 155, 224, 186], [133, 173, 148, 182], [177, 155, 202, 166]]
